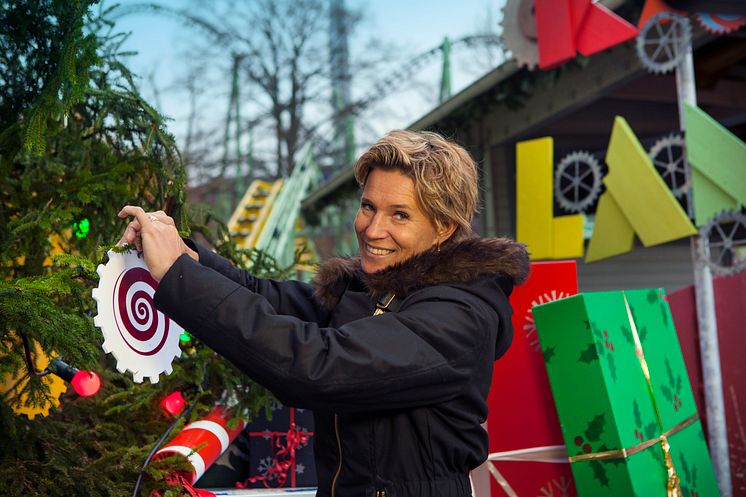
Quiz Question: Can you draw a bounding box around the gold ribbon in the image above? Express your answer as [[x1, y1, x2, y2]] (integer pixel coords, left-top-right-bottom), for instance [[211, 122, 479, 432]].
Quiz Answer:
[[567, 292, 693, 497], [489, 445, 569, 463], [485, 445, 569, 497], [568, 413, 698, 463], [485, 460, 519, 497]]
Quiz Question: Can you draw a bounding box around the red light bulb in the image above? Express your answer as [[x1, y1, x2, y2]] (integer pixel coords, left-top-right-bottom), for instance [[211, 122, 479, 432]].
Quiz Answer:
[[161, 391, 185, 416], [49, 358, 101, 397], [71, 370, 101, 396]]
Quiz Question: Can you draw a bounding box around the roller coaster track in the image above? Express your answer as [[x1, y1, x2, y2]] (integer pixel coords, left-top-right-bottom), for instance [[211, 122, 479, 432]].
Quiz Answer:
[[227, 144, 320, 270]]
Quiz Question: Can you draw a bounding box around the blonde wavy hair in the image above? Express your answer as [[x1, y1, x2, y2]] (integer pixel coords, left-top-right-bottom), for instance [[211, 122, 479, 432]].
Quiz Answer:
[[353, 130, 479, 242]]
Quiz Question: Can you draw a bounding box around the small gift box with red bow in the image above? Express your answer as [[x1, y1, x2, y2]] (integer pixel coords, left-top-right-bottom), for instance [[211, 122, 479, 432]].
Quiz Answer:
[[239, 402, 316, 489]]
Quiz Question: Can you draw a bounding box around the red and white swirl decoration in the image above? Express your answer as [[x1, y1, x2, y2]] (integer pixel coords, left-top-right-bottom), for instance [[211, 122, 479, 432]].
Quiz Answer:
[[114, 267, 171, 356], [93, 249, 182, 383]]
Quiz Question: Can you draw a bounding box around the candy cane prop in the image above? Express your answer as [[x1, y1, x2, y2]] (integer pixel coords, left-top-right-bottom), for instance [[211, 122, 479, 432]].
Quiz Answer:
[[156, 406, 246, 484]]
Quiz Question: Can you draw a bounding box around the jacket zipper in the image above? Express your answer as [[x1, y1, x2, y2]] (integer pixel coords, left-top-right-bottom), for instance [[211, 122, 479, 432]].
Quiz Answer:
[[371, 297, 392, 497], [331, 414, 386, 497], [331, 413, 342, 497], [333, 299, 393, 497]]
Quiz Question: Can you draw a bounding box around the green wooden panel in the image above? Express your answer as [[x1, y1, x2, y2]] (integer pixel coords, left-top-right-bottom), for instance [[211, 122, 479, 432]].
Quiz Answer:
[[685, 103, 746, 227], [692, 169, 739, 235]]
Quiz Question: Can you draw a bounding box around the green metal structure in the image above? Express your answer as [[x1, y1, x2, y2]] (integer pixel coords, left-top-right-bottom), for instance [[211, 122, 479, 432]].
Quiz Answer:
[[227, 144, 321, 272]]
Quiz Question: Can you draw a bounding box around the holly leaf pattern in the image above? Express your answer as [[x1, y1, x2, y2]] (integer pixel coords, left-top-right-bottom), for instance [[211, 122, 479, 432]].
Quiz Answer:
[[591, 321, 603, 336], [607, 352, 617, 382], [633, 399, 642, 426], [596, 339, 607, 358], [620, 324, 634, 345], [649, 443, 663, 465], [644, 421, 659, 441], [680, 452, 692, 482], [661, 384, 673, 403], [585, 413, 606, 441], [543, 345, 556, 365], [660, 302, 669, 327], [589, 460, 610, 487], [579, 343, 598, 363], [665, 359, 675, 387]]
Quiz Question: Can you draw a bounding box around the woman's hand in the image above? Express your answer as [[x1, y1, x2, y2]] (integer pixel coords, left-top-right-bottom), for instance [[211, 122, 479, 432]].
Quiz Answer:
[[117, 206, 198, 281]]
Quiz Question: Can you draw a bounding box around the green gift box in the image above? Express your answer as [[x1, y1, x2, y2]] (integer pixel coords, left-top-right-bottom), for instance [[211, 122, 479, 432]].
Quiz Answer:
[[532, 288, 720, 497]]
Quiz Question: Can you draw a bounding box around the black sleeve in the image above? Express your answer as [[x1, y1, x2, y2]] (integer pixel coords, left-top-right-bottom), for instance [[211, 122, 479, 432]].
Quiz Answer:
[[185, 239, 328, 324], [154, 254, 500, 412]]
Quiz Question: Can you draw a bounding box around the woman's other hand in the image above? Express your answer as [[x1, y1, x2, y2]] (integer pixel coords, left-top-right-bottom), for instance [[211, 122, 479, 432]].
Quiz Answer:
[[118, 209, 174, 250], [117, 206, 198, 281]]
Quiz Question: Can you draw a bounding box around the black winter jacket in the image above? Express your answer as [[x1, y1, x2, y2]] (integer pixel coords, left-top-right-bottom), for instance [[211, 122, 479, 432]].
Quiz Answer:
[[153, 237, 529, 497]]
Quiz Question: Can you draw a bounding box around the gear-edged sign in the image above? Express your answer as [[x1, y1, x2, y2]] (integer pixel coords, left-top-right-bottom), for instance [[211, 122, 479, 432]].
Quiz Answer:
[[700, 210, 746, 276], [554, 150, 604, 213], [649, 133, 690, 199], [501, 0, 539, 69], [694, 12, 746, 34], [92, 249, 182, 383], [636, 12, 692, 74]]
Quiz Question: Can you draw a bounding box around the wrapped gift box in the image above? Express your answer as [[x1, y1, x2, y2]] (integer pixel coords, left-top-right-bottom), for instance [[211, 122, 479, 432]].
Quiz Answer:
[[243, 403, 315, 489], [484, 261, 579, 497], [532, 289, 720, 497]]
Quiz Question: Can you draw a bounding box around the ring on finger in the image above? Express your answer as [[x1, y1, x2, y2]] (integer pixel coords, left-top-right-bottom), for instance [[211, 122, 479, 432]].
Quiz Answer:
[[149, 215, 158, 223]]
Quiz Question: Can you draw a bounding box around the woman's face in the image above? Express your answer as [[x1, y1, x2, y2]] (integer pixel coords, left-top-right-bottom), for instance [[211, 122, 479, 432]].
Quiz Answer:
[[354, 168, 444, 274]]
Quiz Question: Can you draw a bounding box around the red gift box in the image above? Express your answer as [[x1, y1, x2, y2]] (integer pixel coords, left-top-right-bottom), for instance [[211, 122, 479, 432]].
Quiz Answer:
[[668, 269, 746, 496], [484, 261, 579, 497]]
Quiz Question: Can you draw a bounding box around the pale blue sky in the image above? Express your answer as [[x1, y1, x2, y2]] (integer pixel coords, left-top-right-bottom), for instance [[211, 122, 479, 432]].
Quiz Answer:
[[109, 1, 507, 178], [115, 1, 502, 77]]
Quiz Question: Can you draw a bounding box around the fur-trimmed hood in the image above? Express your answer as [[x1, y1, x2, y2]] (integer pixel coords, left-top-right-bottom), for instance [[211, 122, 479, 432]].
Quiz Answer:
[[312, 237, 530, 309]]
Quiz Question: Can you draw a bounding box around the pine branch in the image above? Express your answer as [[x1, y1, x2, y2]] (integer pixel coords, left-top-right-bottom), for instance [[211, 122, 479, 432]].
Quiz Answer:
[[0, 3, 277, 495]]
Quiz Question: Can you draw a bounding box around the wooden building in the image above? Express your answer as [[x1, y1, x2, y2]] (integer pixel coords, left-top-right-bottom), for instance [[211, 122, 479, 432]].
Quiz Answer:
[[301, 23, 746, 293]]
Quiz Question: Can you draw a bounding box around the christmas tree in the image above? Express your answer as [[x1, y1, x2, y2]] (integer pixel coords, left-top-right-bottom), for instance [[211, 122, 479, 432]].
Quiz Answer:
[[0, 1, 277, 494]]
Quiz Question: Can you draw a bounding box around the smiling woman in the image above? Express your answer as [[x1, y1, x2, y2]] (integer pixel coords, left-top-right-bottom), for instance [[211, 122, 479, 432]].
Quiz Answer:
[[355, 168, 448, 273], [119, 129, 529, 497], [353, 130, 477, 273]]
